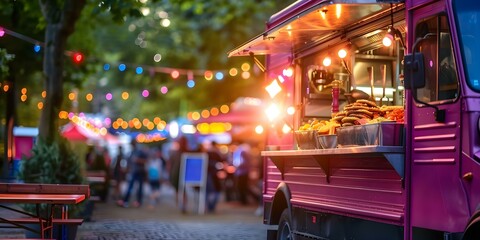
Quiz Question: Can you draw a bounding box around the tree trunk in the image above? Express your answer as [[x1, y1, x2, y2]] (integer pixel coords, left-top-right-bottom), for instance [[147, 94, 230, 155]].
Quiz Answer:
[[38, 0, 86, 143]]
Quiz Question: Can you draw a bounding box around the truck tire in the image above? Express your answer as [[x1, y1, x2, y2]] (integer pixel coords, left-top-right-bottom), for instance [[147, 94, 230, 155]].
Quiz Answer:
[[278, 208, 294, 240]]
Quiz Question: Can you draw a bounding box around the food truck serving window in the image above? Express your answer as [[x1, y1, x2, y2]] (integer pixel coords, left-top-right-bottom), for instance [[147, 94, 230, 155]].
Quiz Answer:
[[414, 15, 459, 103]]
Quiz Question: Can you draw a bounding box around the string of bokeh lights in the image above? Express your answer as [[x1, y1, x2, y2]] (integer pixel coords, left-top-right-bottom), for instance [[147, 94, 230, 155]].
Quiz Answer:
[[1, 82, 238, 135], [1, 26, 257, 136], [0, 26, 254, 89]]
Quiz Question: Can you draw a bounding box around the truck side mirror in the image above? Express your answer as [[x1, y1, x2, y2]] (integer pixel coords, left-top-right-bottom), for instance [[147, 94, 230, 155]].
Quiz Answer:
[[404, 53, 426, 89], [404, 33, 437, 90]]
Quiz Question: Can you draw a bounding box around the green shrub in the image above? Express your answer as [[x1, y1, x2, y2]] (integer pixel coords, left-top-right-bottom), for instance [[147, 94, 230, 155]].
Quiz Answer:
[[18, 137, 85, 217]]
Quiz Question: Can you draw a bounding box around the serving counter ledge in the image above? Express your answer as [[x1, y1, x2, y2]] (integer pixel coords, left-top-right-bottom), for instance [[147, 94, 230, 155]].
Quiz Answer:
[[262, 146, 405, 182]]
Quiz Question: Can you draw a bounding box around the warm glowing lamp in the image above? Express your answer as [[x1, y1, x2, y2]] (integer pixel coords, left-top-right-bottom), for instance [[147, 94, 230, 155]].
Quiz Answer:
[[286, 106, 295, 115], [283, 67, 294, 77], [265, 103, 281, 122], [323, 56, 332, 67], [255, 125, 264, 134], [282, 124, 292, 134], [338, 49, 347, 59], [383, 28, 394, 47], [265, 79, 282, 99]]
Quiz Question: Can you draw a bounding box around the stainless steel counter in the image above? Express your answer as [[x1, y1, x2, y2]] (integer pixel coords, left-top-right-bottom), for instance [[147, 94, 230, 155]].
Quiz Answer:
[[262, 146, 404, 157], [262, 146, 405, 180]]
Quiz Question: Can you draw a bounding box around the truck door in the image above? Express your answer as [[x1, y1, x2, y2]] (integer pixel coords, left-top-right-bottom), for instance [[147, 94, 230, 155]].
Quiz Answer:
[[409, 10, 469, 234]]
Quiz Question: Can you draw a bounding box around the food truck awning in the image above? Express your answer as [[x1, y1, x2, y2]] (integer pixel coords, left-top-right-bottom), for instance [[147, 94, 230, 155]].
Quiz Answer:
[[228, 0, 405, 57]]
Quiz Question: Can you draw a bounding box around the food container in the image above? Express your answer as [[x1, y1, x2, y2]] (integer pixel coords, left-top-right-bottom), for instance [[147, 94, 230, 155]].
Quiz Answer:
[[294, 130, 319, 150], [337, 125, 367, 147], [364, 122, 404, 146], [354, 125, 368, 146], [337, 122, 404, 147], [316, 134, 338, 149], [336, 126, 356, 147]]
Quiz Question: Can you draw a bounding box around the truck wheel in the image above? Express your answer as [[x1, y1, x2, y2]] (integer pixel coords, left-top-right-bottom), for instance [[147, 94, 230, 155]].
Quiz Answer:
[[278, 208, 294, 240]]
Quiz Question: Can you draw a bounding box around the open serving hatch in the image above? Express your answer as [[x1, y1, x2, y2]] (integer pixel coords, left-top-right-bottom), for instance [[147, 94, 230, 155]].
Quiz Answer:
[[228, 0, 405, 58]]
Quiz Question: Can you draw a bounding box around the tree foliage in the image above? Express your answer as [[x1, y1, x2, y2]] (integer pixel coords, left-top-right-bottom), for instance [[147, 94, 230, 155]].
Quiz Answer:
[[82, 0, 294, 120], [1, 0, 295, 132]]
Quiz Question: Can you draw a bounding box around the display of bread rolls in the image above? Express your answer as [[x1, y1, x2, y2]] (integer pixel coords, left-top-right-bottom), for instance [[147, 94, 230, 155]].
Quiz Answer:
[[331, 100, 404, 127], [297, 100, 405, 133]]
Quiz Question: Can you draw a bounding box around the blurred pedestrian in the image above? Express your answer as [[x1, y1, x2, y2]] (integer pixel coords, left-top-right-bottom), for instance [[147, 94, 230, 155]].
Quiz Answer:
[[111, 145, 126, 201], [146, 148, 166, 209], [85, 145, 96, 168], [223, 143, 238, 202], [205, 141, 224, 213], [168, 136, 188, 212], [102, 146, 112, 169], [233, 142, 259, 205], [100, 146, 111, 201], [117, 140, 148, 208]]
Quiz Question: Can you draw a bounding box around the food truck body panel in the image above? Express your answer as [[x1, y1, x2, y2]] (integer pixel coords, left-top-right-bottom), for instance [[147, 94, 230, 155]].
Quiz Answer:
[[230, 0, 480, 239]]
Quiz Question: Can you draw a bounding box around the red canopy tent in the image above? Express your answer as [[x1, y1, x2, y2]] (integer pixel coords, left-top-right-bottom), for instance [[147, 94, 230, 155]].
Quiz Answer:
[[61, 123, 101, 141]]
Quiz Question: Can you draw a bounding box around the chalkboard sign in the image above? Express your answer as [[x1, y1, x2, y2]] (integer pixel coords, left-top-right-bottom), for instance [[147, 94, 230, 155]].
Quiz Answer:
[[179, 152, 208, 214], [183, 154, 207, 183], [180, 153, 207, 185]]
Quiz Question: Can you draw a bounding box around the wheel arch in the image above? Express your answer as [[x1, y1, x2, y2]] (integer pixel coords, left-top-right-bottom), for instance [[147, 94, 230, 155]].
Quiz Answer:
[[267, 182, 292, 225], [463, 208, 480, 240]]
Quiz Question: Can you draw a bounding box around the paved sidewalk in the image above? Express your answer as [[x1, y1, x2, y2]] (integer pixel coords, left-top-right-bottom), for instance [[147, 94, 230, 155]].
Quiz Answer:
[[0, 184, 268, 239]]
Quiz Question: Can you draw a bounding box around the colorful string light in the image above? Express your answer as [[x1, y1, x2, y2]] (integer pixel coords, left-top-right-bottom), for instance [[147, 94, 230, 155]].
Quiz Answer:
[[0, 26, 253, 82]]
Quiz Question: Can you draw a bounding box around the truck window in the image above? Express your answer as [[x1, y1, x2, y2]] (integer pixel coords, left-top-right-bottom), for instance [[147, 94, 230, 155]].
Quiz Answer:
[[454, 2, 480, 92], [414, 15, 459, 103]]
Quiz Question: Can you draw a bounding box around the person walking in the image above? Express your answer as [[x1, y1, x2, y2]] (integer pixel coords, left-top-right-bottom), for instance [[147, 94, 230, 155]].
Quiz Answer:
[[146, 148, 166, 209], [168, 136, 188, 212], [117, 140, 148, 208], [205, 141, 224, 213], [233, 142, 258, 205], [111, 145, 126, 201]]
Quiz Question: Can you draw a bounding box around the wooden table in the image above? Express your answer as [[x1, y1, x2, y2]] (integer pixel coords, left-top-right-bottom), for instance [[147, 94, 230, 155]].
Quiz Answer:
[[0, 193, 85, 204], [0, 183, 89, 239]]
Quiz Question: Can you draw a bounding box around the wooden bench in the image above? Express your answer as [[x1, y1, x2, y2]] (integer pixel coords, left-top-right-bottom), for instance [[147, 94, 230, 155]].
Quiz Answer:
[[0, 217, 83, 240], [2, 239, 54, 240], [0, 218, 84, 225], [0, 183, 90, 199], [0, 183, 90, 239]]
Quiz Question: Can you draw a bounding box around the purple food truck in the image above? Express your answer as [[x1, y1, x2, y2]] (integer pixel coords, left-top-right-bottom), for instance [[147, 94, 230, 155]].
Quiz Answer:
[[229, 0, 480, 239]]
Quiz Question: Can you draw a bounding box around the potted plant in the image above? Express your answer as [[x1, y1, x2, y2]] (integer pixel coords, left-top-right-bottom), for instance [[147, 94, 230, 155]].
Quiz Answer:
[[18, 136, 85, 239]]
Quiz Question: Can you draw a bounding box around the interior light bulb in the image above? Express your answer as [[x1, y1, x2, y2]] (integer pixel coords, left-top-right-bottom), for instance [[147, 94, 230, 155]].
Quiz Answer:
[[323, 56, 332, 67], [338, 49, 347, 59], [283, 66, 294, 77], [383, 28, 394, 47], [383, 34, 393, 47]]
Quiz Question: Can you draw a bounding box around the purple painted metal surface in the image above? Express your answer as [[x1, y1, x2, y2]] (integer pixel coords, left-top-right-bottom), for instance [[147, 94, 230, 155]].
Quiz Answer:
[[263, 147, 405, 225], [407, 0, 472, 232], [256, 0, 480, 239]]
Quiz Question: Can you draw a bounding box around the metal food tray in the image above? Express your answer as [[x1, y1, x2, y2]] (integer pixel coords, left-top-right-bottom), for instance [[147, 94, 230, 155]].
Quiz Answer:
[[337, 122, 404, 147], [294, 130, 319, 150]]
